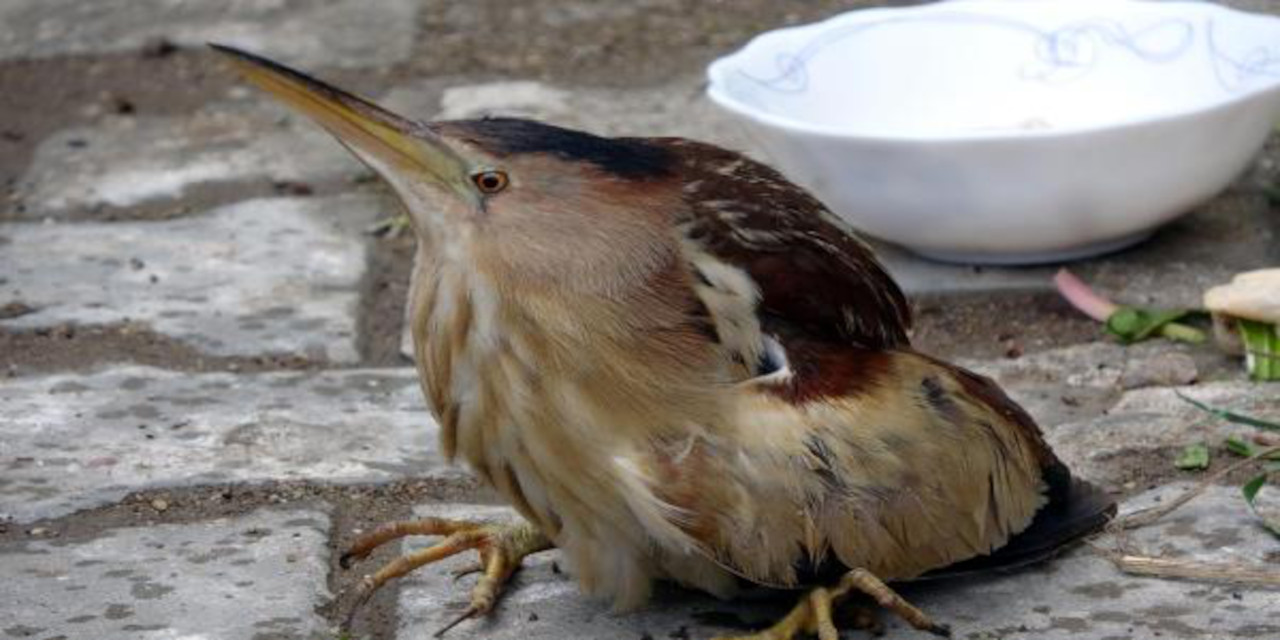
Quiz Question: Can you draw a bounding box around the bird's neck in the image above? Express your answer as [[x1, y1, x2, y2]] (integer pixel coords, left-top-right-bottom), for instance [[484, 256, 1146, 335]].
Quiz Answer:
[[408, 245, 724, 478]]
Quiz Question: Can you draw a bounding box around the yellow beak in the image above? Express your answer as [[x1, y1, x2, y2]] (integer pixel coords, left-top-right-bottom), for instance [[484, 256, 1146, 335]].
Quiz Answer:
[[210, 44, 475, 202]]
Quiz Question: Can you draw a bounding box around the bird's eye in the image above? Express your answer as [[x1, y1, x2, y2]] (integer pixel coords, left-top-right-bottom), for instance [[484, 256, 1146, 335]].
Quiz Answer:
[[471, 170, 509, 194]]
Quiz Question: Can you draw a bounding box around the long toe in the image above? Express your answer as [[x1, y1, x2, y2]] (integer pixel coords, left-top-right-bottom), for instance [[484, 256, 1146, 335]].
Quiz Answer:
[[340, 519, 552, 635]]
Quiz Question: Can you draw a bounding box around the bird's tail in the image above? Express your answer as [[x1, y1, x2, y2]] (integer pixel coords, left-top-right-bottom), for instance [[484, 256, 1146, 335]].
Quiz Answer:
[[919, 473, 1117, 580]]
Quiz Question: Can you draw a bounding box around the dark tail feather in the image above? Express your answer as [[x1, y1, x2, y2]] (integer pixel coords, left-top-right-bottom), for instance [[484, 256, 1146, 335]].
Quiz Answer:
[[919, 474, 1117, 580]]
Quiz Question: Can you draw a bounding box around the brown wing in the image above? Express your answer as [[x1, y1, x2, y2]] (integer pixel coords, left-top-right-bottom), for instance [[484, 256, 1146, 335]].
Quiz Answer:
[[911, 355, 1116, 578], [652, 349, 1113, 588], [644, 137, 912, 350]]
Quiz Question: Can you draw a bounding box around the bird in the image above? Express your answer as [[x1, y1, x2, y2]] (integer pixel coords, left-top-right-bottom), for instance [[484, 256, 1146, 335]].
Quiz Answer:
[[212, 44, 1117, 640]]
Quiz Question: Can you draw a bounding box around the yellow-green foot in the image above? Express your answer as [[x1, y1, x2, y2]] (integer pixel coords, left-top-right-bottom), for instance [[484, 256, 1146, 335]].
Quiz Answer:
[[339, 517, 552, 636], [715, 568, 950, 640]]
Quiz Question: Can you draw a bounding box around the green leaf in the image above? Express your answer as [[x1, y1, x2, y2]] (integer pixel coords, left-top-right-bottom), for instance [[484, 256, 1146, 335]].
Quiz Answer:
[[1176, 392, 1280, 433], [1158, 322, 1207, 344], [1105, 307, 1205, 344], [1243, 473, 1268, 502], [1175, 443, 1210, 470], [1224, 436, 1257, 458], [1223, 437, 1280, 460], [1242, 472, 1280, 538], [1238, 319, 1280, 381], [1105, 308, 1144, 340]]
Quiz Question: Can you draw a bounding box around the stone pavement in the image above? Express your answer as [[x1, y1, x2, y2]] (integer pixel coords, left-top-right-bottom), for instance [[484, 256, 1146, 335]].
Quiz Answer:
[[2, 508, 333, 640], [1, 2, 1278, 639]]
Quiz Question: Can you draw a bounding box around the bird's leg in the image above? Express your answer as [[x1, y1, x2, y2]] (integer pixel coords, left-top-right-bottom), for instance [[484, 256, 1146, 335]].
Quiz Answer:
[[833, 569, 949, 637], [339, 517, 552, 635], [714, 568, 949, 640]]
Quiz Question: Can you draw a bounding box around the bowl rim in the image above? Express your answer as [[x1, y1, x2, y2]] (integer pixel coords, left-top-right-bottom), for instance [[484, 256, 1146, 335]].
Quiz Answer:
[[705, 0, 1280, 143]]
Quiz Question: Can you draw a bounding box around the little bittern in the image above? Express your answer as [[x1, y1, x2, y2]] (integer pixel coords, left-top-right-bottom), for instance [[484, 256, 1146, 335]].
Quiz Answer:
[[214, 45, 1116, 640]]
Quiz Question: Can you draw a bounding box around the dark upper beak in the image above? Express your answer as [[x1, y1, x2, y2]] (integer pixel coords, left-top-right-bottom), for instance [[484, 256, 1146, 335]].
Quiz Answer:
[[210, 44, 476, 201]]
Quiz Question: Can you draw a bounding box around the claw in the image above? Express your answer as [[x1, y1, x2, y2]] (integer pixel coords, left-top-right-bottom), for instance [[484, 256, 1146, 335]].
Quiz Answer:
[[339, 550, 364, 570], [434, 605, 481, 638]]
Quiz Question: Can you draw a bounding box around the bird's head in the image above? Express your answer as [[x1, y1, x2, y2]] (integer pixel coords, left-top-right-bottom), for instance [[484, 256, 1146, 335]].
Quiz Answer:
[[213, 45, 683, 294]]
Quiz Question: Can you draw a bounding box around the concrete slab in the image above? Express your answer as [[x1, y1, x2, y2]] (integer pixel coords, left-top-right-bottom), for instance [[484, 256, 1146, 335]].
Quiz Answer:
[[393, 486, 1279, 639], [16, 105, 361, 215], [0, 507, 332, 639], [0, 0, 419, 68], [0, 366, 450, 523], [1, 195, 374, 363], [1050, 381, 1275, 484], [894, 483, 1280, 640]]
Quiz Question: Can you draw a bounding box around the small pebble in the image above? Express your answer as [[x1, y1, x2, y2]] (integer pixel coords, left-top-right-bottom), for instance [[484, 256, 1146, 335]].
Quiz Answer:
[[140, 36, 177, 58], [151, 498, 169, 512]]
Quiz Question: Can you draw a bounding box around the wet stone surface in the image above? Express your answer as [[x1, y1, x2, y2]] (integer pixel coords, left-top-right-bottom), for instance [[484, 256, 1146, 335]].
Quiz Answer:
[[0, 0, 421, 68], [0, 195, 376, 363], [0, 507, 333, 640], [15, 101, 363, 216], [394, 485, 1280, 640], [0, 366, 448, 523], [895, 483, 1280, 640], [1050, 381, 1279, 485]]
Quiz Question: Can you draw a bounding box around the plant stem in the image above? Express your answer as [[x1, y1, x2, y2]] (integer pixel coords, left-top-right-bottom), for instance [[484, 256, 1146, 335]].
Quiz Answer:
[[1158, 322, 1206, 344]]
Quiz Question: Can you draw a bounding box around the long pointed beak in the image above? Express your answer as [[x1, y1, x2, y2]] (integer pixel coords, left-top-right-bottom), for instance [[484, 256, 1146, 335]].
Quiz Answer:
[[210, 44, 475, 201]]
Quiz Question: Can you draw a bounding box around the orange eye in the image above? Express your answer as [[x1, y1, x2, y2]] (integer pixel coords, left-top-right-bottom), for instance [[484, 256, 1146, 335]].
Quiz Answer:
[[471, 170, 509, 194]]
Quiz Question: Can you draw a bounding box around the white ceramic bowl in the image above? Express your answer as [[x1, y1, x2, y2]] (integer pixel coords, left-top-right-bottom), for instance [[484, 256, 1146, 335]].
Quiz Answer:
[[707, 0, 1280, 264]]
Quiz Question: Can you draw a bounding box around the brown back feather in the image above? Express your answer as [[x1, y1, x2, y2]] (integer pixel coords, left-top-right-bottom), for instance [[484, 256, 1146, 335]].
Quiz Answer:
[[646, 138, 912, 351]]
